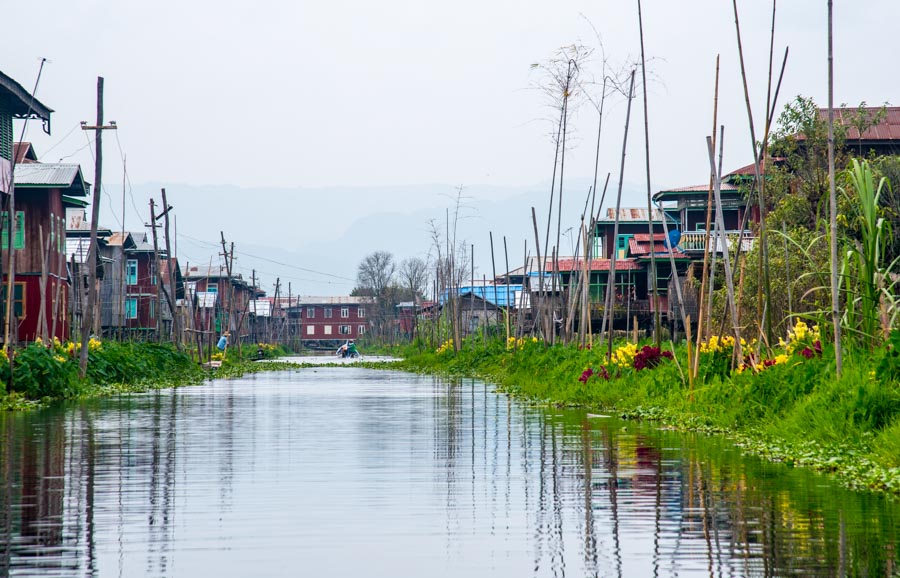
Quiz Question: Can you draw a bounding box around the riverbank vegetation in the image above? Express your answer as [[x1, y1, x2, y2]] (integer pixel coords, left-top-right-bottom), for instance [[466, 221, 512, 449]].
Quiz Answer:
[[0, 339, 294, 411]]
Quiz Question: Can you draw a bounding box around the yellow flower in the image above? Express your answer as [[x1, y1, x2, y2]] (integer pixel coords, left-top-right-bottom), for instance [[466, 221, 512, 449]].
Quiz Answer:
[[773, 354, 789, 365], [54, 355, 67, 364]]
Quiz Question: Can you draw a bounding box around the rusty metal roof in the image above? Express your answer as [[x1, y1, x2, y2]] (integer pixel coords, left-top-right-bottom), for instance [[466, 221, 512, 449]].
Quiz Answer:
[[629, 237, 689, 259], [13, 142, 38, 163], [600, 208, 667, 222], [820, 107, 900, 141], [14, 163, 88, 196], [556, 258, 643, 271]]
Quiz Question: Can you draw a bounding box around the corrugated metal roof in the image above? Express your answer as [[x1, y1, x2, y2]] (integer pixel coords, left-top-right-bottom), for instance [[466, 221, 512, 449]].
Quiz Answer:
[[556, 258, 643, 272], [600, 208, 666, 222], [294, 296, 373, 306], [629, 237, 689, 259], [15, 163, 79, 186], [820, 107, 900, 141]]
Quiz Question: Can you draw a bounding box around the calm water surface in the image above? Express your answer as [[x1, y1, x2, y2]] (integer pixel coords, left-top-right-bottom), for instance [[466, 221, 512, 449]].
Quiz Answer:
[[1, 362, 898, 577]]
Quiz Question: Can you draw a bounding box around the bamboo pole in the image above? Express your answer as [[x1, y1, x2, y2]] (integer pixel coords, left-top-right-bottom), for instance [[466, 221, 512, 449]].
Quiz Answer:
[[827, 0, 842, 375], [731, 0, 773, 347], [693, 55, 721, 378], [605, 70, 636, 361], [503, 236, 511, 346], [707, 131, 742, 361]]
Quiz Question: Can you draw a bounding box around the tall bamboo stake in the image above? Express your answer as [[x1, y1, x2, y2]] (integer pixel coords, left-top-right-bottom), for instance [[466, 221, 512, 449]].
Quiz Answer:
[[693, 55, 721, 379], [731, 0, 773, 347], [827, 0, 842, 375], [605, 70, 636, 361], [503, 236, 511, 346], [707, 132, 742, 361], [637, 0, 661, 344]]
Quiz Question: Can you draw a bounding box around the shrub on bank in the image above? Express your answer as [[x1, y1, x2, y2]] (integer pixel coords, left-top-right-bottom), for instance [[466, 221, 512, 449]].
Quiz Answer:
[[1, 339, 202, 401]]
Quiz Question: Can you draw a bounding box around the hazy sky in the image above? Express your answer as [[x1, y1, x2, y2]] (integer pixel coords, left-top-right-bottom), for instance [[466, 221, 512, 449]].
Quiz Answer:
[[3, 0, 897, 293]]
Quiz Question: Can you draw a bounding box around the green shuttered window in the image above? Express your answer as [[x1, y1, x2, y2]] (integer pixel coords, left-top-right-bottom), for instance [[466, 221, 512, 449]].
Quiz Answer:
[[0, 211, 25, 250]]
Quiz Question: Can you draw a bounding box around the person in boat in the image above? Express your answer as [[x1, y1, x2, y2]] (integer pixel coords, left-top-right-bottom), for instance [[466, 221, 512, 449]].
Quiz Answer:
[[217, 332, 229, 352], [347, 341, 358, 357], [336, 341, 349, 357]]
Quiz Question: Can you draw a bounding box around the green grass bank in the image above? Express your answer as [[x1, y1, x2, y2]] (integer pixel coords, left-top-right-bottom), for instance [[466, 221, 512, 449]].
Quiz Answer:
[[395, 328, 900, 496], [0, 339, 294, 411]]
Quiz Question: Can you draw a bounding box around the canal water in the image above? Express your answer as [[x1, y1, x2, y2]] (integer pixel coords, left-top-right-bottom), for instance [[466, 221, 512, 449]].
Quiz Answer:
[[1, 363, 898, 577]]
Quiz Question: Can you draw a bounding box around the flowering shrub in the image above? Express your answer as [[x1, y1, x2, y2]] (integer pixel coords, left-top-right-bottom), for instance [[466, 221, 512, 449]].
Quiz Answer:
[[578, 365, 609, 384], [779, 319, 821, 356], [632, 346, 673, 371], [507, 336, 539, 350], [611, 342, 638, 369], [436, 339, 454, 354]]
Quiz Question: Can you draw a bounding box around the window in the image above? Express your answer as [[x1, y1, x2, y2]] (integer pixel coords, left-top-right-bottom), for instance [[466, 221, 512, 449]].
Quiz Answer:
[[358, 307, 365, 318], [125, 298, 138, 319], [339, 325, 351, 335], [150, 300, 156, 319], [0, 211, 25, 250], [0, 283, 25, 317], [324, 325, 332, 335], [341, 307, 349, 318], [126, 260, 138, 285], [306, 325, 315, 335], [358, 325, 366, 335], [616, 235, 632, 259], [306, 307, 315, 318], [324, 307, 332, 318], [207, 284, 218, 294]]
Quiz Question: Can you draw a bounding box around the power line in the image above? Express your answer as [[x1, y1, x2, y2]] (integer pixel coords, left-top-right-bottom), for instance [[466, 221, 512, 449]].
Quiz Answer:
[[178, 232, 356, 281]]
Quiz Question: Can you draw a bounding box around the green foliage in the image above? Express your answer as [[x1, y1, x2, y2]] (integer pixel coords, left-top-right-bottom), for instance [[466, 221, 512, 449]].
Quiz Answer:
[[842, 159, 895, 349], [10, 343, 80, 399]]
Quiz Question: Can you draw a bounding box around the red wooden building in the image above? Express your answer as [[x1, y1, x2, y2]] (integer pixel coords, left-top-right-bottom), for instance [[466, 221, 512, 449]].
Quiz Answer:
[[11, 158, 88, 342], [293, 296, 371, 347]]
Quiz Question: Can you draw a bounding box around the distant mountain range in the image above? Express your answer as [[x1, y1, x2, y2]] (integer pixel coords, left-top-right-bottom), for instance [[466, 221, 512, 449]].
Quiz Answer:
[[109, 180, 645, 296]]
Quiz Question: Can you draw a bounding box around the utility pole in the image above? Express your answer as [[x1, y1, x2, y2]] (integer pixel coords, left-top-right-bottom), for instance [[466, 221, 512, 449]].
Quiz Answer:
[[150, 196, 178, 349], [79, 77, 117, 377], [149, 199, 162, 342], [160, 188, 181, 350], [251, 269, 257, 344]]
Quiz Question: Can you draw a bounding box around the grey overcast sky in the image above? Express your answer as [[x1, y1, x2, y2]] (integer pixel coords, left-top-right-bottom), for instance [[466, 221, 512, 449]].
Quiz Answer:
[[2, 0, 898, 292]]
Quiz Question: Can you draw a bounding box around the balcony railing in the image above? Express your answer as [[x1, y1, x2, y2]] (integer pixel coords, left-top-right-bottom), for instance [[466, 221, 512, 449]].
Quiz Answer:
[[679, 230, 756, 253]]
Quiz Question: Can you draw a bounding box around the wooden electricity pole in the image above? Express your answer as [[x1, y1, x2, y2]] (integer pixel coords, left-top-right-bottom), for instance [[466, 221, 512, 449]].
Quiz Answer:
[[79, 77, 117, 377], [160, 188, 182, 350]]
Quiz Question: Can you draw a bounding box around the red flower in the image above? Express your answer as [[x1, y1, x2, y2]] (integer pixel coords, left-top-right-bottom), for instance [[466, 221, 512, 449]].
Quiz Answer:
[[578, 368, 594, 383]]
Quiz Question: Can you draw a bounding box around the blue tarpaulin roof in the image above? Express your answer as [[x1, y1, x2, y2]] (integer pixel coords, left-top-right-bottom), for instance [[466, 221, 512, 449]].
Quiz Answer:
[[440, 285, 522, 308]]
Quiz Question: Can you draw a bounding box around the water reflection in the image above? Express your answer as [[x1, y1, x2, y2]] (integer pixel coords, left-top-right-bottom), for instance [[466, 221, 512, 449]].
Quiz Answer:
[[0, 368, 898, 577]]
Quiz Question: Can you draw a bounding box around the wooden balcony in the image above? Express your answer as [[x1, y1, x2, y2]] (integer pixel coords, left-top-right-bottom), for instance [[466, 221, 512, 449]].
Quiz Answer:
[[679, 230, 756, 254]]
